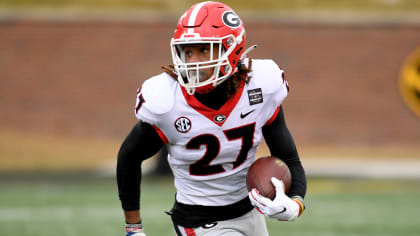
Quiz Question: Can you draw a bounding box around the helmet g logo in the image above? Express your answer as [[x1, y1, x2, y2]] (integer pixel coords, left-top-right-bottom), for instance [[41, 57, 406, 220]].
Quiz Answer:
[[222, 11, 241, 28]]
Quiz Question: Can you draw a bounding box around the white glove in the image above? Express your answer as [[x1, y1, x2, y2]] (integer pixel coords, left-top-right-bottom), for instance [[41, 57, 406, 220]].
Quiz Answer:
[[249, 177, 303, 221], [126, 223, 146, 236]]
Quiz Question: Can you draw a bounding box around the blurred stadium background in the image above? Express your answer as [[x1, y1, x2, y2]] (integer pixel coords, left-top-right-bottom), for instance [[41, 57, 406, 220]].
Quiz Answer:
[[1, 0, 420, 235]]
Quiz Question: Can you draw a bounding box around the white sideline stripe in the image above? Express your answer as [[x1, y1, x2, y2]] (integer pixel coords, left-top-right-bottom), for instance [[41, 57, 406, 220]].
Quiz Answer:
[[187, 1, 207, 34], [304, 158, 420, 179]]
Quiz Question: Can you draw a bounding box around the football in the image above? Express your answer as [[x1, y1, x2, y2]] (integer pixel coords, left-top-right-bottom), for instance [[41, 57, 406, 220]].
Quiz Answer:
[[246, 156, 291, 200]]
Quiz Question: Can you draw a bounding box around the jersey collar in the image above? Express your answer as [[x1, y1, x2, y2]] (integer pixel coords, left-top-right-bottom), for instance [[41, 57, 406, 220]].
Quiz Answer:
[[181, 80, 245, 127]]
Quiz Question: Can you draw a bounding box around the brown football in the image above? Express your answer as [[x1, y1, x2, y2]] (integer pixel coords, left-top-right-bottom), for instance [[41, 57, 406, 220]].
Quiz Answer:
[[246, 156, 291, 200]]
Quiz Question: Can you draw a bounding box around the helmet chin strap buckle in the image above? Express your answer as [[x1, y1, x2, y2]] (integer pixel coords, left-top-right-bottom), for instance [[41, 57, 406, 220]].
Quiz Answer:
[[186, 87, 195, 95]]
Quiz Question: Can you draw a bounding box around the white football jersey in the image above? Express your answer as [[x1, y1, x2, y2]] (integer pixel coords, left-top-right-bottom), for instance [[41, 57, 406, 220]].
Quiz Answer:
[[135, 59, 288, 206]]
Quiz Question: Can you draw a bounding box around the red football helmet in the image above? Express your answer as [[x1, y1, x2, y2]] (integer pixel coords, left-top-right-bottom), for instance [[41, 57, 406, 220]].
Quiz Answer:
[[171, 1, 246, 94]]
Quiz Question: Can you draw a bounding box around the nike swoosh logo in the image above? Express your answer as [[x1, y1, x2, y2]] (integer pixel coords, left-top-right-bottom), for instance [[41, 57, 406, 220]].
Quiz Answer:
[[279, 207, 287, 213], [202, 223, 218, 229], [240, 109, 255, 119]]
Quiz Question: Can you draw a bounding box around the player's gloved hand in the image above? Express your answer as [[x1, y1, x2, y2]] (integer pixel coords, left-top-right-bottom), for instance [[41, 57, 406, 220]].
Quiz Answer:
[[249, 177, 304, 221], [125, 223, 146, 236]]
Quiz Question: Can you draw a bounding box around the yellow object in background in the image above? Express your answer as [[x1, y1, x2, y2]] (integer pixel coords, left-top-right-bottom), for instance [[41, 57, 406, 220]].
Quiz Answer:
[[400, 47, 420, 119]]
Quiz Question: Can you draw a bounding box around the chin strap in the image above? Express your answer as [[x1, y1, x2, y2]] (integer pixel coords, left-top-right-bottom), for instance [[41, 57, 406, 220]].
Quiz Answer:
[[240, 45, 258, 61]]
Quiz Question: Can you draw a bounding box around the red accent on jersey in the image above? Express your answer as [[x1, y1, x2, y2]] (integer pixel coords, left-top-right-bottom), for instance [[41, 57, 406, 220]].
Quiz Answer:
[[265, 106, 280, 126], [152, 125, 169, 144], [180, 80, 245, 127], [184, 227, 197, 236]]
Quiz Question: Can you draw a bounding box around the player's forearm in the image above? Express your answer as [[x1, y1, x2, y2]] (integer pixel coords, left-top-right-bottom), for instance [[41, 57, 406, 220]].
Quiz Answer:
[[117, 136, 142, 210], [262, 107, 307, 198], [117, 121, 164, 210]]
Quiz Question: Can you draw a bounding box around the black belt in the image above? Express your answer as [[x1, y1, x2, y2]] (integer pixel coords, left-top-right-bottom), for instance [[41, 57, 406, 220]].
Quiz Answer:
[[168, 196, 254, 228]]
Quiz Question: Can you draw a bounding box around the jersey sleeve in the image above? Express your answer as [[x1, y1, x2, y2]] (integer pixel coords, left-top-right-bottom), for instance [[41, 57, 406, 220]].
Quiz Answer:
[[266, 60, 289, 107], [134, 73, 175, 126], [251, 59, 289, 123]]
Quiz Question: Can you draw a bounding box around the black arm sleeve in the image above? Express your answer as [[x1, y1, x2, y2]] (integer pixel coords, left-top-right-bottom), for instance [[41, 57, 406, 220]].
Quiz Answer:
[[262, 106, 307, 198], [116, 120, 164, 210]]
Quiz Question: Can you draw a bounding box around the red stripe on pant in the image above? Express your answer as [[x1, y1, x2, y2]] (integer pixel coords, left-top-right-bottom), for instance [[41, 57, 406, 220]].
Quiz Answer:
[[184, 227, 196, 236]]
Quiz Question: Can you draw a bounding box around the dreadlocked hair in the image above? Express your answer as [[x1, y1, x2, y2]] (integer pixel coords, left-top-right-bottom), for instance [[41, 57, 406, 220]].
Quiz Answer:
[[226, 59, 253, 98], [161, 58, 253, 98], [161, 65, 177, 79]]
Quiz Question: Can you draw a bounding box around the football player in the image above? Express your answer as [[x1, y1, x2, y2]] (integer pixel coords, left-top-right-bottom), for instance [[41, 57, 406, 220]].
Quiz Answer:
[[117, 1, 307, 236]]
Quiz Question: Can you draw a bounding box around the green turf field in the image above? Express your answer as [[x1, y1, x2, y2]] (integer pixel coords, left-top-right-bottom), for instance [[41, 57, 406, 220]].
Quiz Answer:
[[1, 175, 419, 236]]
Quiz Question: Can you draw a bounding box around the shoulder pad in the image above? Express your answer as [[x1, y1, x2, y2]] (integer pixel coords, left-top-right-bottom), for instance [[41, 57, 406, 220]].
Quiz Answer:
[[249, 59, 286, 94], [138, 73, 175, 115]]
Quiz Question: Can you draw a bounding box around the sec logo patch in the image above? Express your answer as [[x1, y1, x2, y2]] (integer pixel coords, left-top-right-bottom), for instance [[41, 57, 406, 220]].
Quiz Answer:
[[175, 117, 191, 133]]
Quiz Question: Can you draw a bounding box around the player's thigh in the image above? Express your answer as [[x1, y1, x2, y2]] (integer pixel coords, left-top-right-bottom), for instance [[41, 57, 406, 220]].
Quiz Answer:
[[204, 209, 268, 236], [249, 208, 269, 236], [174, 209, 269, 236]]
